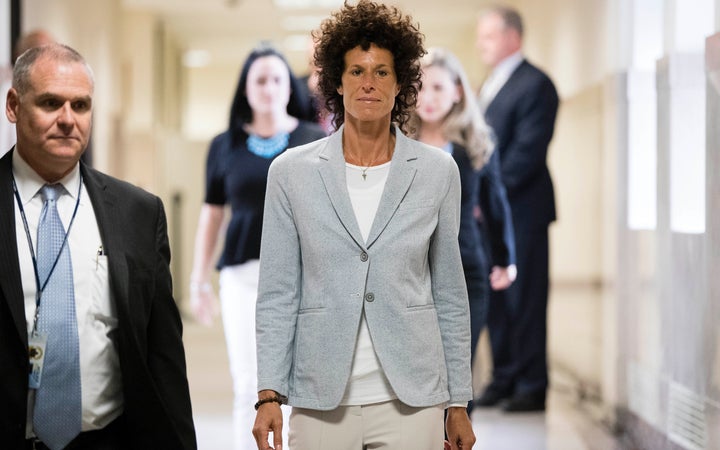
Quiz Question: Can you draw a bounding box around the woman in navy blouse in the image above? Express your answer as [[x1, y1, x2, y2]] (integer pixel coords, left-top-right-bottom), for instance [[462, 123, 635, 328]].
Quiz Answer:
[[189, 43, 326, 449], [409, 47, 516, 414]]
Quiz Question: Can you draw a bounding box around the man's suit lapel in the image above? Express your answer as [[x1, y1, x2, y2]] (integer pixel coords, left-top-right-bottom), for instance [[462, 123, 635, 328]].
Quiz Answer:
[[486, 59, 528, 115], [365, 129, 416, 248], [317, 128, 366, 247], [80, 165, 130, 319], [0, 149, 28, 346]]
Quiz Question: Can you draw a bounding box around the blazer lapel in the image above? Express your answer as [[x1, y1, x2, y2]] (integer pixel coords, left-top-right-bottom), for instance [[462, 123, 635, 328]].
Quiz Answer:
[[0, 149, 28, 346], [365, 129, 417, 248], [317, 127, 366, 248], [317, 127, 419, 249], [81, 165, 130, 318]]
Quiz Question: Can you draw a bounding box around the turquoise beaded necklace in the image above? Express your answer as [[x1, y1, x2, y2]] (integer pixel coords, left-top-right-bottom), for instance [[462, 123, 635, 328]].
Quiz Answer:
[[247, 132, 290, 159]]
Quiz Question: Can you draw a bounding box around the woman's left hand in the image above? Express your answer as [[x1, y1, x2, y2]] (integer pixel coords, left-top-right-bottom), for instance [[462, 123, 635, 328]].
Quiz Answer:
[[445, 407, 476, 449]]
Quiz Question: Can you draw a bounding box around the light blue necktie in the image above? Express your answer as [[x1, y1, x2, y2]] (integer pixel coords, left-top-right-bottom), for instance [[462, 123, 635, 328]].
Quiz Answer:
[[32, 184, 82, 450]]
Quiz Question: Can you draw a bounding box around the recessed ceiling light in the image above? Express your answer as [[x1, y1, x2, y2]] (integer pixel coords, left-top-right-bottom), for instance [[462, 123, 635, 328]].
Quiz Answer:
[[182, 49, 211, 68]]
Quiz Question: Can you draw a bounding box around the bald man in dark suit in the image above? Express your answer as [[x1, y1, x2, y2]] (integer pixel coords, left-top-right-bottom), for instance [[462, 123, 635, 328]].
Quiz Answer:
[[1, 43, 196, 449]]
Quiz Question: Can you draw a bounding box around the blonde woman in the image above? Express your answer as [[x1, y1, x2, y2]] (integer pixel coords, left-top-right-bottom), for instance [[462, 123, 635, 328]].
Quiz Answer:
[[410, 47, 517, 413]]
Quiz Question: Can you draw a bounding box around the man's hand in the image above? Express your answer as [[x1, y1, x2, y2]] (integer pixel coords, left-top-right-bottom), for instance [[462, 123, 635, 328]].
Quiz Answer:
[[445, 406, 475, 449], [252, 390, 284, 450], [489, 264, 517, 291]]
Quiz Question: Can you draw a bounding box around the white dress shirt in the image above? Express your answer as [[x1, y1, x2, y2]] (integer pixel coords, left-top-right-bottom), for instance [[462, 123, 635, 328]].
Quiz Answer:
[[12, 151, 123, 437]]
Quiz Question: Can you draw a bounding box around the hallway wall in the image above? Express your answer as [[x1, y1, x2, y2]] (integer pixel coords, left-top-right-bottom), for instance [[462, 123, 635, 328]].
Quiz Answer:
[[21, 0, 122, 175], [610, 2, 719, 448], [462, 1, 720, 448]]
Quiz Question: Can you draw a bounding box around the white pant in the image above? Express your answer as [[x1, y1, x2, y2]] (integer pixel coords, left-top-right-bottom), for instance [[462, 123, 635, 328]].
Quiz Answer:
[[220, 261, 291, 450], [289, 400, 444, 450]]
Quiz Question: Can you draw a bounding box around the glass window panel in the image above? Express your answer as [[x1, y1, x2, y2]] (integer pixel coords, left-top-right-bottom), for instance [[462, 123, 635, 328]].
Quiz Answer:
[[669, 63, 706, 234], [627, 71, 658, 230], [626, 0, 662, 230], [674, 0, 714, 53]]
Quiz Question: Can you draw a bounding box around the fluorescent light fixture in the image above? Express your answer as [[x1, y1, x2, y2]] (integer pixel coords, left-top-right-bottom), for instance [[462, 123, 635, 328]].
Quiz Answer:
[[274, 0, 344, 9], [182, 49, 212, 68], [283, 34, 312, 52]]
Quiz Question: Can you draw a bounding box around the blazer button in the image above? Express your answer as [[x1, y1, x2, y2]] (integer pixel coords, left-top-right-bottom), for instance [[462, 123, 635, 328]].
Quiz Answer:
[[360, 251, 368, 262], [364, 292, 375, 302]]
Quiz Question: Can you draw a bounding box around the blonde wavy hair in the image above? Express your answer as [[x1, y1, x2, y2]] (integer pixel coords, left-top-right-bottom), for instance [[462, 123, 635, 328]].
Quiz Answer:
[[409, 47, 494, 170]]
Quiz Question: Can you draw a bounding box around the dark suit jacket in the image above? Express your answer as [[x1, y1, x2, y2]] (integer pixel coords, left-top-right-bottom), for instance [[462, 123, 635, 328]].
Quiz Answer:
[[477, 148, 516, 268], [0, 150, 196, 449], [484, 59, 559, 231]]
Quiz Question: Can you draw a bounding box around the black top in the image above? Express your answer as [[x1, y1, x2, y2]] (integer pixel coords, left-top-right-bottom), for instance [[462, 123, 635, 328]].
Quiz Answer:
[[452, 142, 515, 273], [205, 121, 326, 268]]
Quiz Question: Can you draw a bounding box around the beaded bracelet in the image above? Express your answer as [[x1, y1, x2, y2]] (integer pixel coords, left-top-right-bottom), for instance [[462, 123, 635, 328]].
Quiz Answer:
[[254, 395, 287, 410]]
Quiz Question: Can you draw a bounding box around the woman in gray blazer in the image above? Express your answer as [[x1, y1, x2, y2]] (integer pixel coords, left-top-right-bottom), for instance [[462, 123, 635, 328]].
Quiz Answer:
[[252, 2, 475, 449]]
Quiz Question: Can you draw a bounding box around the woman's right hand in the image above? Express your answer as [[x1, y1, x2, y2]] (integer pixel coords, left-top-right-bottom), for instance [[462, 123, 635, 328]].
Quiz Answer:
[[189, 280, 219, 326]]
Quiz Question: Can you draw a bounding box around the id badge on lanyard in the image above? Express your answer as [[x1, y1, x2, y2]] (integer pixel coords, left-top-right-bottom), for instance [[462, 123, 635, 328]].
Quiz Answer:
[[12, 175, 82, 390], [28, 330, 48, 389]]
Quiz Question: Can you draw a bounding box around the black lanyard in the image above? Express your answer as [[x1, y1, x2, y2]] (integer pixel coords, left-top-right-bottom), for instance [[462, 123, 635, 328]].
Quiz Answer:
[[12, 173, 82, 333]]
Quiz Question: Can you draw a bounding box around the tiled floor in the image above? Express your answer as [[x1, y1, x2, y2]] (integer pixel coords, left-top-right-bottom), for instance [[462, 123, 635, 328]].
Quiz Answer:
[[184, 287, 623, 449], [471, 391, 621, 450]]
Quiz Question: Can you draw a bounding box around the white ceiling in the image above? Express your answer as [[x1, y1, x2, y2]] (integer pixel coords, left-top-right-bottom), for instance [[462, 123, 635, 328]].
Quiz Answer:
[[122, 0, 486, 70]]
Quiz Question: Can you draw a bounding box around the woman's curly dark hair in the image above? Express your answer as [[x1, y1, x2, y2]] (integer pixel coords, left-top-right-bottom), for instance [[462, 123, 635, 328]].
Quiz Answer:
[[312, 0, 425, 133]]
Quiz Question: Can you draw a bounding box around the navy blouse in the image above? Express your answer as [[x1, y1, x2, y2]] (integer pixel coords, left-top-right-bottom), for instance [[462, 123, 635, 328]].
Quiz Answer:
[[451, 142, 515, 274]]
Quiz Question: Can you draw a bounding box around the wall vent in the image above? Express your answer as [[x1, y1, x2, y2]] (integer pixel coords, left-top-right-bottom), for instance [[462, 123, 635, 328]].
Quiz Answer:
[[667, 381, 707, 450]]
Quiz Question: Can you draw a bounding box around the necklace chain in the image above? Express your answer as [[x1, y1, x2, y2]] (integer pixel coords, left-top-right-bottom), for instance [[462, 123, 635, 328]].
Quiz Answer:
[[345, 150, 387, 181]]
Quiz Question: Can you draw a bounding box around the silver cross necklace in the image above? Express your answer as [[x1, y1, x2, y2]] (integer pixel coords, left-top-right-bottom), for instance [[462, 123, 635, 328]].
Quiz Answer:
[[345, 150, 389, 181]]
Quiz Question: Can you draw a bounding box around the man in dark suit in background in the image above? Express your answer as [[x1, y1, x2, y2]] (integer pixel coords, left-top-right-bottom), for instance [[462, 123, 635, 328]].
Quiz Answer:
[[475, 5, 559, 413], [0, 43, 196, 448]]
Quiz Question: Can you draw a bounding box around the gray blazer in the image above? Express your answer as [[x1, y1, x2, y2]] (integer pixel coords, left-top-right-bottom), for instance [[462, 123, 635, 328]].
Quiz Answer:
[[256, 126, 472, 410]]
